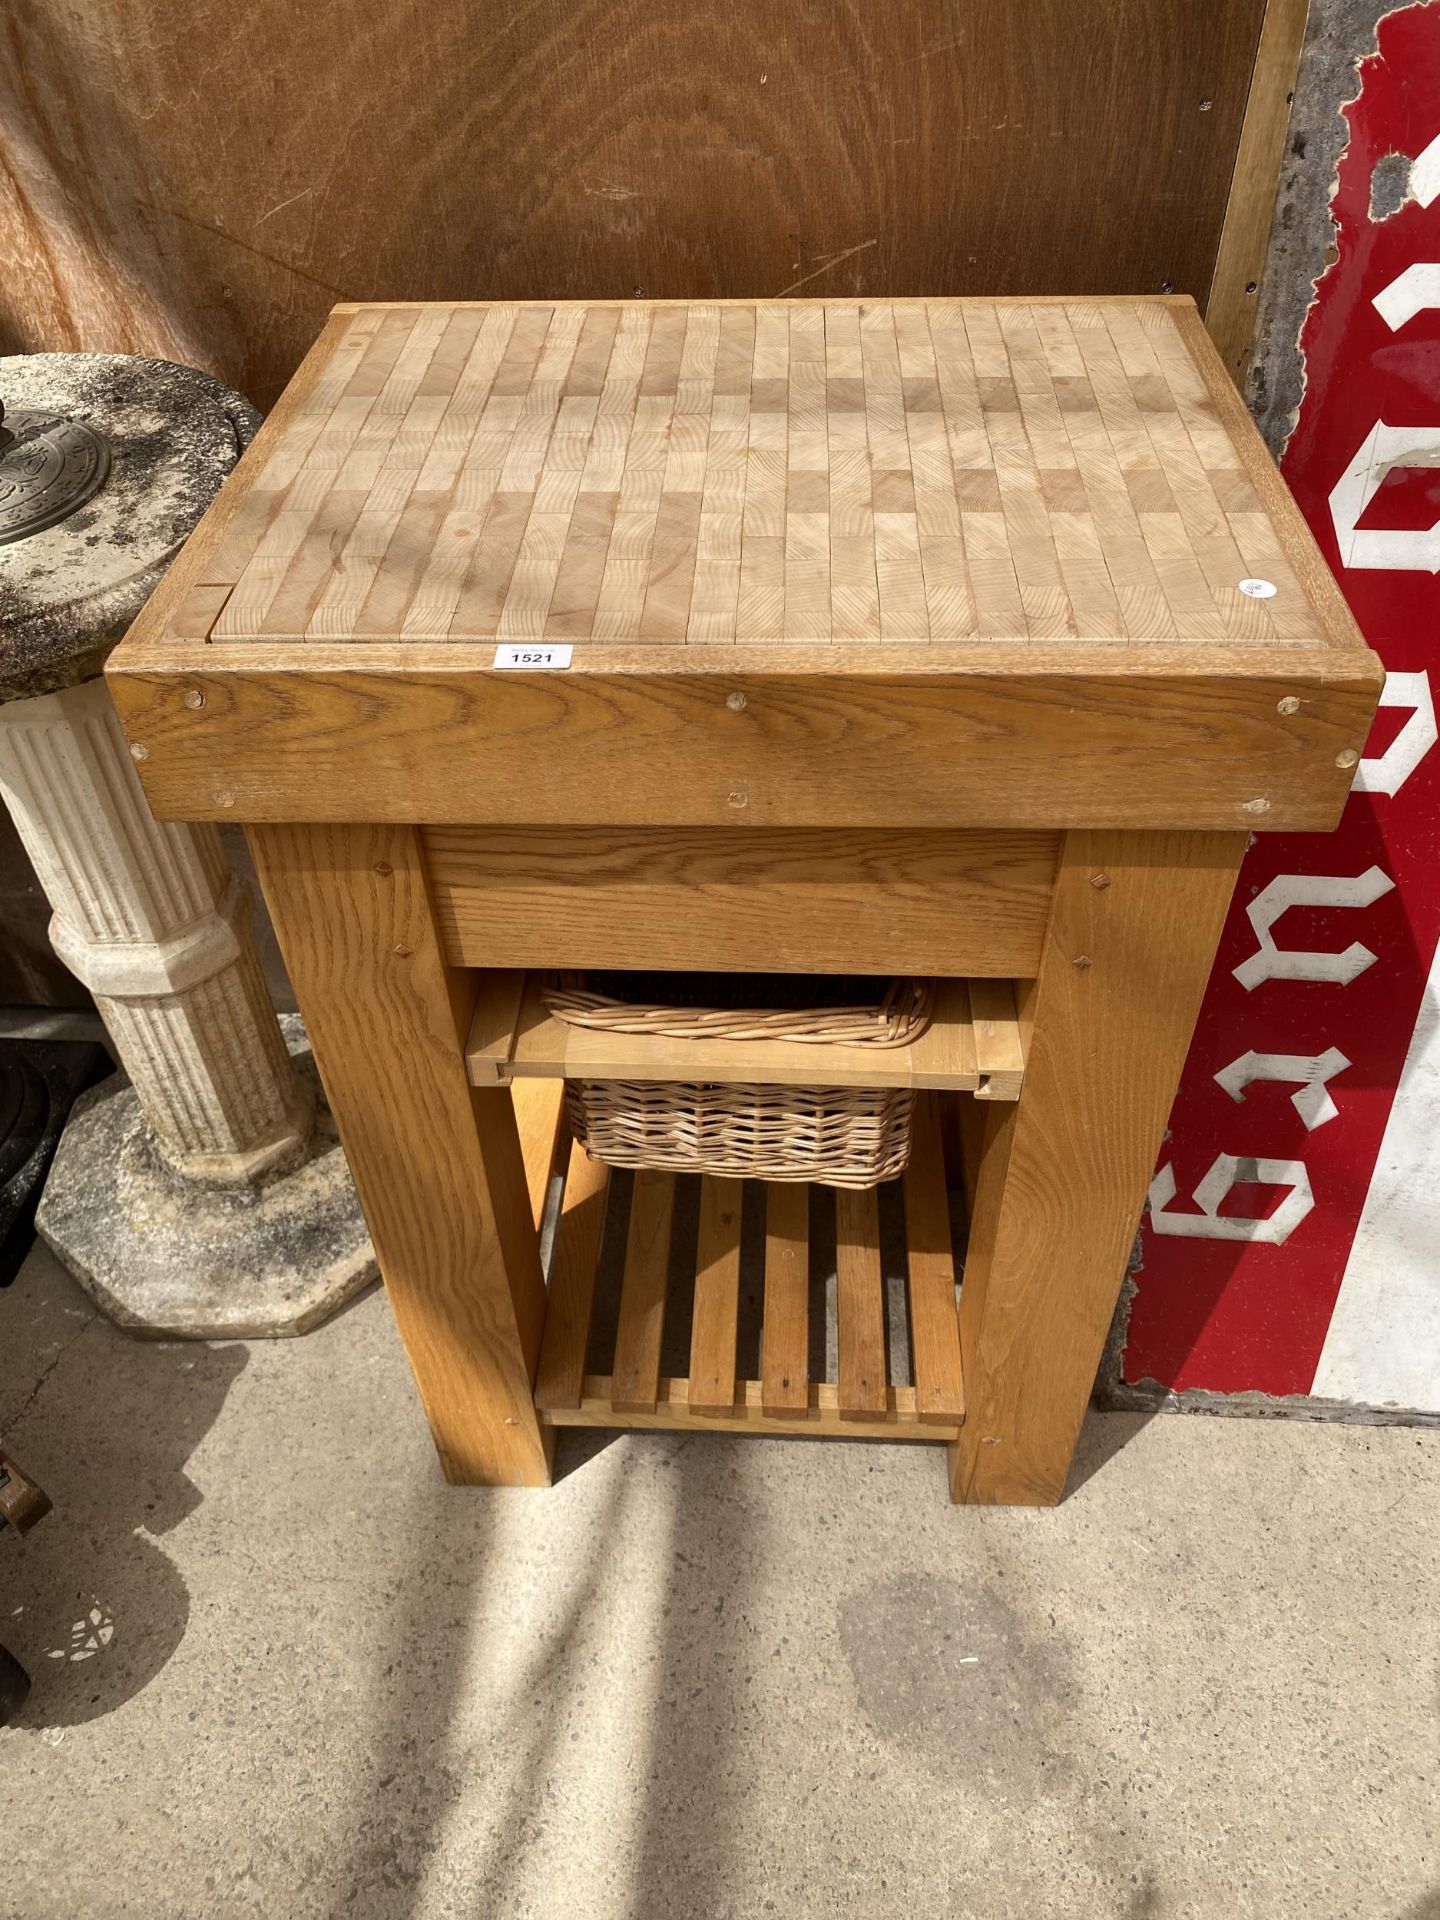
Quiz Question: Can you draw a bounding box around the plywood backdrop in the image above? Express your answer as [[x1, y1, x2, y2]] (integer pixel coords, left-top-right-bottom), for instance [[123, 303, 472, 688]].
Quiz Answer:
[[0, 0, 1271, 409]]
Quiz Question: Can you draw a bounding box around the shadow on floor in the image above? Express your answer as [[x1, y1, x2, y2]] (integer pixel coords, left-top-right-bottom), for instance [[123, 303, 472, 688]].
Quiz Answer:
[[318, 1413, 1184, 1919], [316, 1446, 622, 1917], [1064, 1406, 1158, 1500], [2, 1250, 247, 1728]]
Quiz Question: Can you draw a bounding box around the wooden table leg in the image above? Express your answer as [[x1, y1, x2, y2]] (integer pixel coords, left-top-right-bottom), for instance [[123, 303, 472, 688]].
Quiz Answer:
[[951, 829, 1246, 1507], [247, 822, 552, 1487]]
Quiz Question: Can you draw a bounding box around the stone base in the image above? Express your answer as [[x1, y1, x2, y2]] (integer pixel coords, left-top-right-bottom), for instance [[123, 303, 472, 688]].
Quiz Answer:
[[35, 1017, 377, 1337]]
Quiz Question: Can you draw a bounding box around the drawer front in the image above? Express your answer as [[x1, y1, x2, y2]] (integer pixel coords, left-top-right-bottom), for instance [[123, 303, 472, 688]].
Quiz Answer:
[[424, 825, 1057, 978]]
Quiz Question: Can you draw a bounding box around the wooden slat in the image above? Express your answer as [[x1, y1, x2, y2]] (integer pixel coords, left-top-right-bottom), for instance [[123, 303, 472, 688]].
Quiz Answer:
[[835, 1186, 888, 1420], [480, 974, 986, 1093], [466, 969, 527, 1082], [511, 1076, 567, 1232], [967, 978, 1026, 1101], [426, 824, 1057, 979], [761, 1182, 811, 1417], [543, 1376, 951, 1440], [902, 1095, 966, 1424], [111, 646, 1381, 836], [1204, 0, 1310, 382], [611, 1169, 676, 1413], [534, 1140, 611, 1411], [688, 1177, 743, 1414]]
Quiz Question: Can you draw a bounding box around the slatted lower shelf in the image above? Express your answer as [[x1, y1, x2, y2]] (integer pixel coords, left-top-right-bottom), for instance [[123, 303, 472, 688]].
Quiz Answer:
[[533, 1090, 964, 1440]]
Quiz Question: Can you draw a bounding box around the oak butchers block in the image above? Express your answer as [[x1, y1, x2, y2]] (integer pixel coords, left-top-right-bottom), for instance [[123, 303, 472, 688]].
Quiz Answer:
[[109, 297, 1381, 1505]]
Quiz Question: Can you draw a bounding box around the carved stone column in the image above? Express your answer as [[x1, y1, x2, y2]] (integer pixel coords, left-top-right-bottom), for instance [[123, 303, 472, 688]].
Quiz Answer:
[[0, 353, 374, 1335], [0, 678, 313, 1182]]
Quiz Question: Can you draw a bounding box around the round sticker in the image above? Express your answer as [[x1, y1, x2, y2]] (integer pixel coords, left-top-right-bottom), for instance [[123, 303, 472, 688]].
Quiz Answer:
[[1238, 577, 1277, 599]]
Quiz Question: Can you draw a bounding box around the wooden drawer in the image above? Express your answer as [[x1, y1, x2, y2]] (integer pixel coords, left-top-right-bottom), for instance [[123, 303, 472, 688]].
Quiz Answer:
[[424, 825, 1058, 977]]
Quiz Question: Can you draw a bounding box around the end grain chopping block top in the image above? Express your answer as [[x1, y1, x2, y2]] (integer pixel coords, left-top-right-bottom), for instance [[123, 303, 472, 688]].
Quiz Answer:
[[107, 298, 1382, 834]]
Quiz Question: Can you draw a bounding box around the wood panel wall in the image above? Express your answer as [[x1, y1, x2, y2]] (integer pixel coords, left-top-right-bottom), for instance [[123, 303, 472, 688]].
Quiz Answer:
[[0, 0, 1270, 408]]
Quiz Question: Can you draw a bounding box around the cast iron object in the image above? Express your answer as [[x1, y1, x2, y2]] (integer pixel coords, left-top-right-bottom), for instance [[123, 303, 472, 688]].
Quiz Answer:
[[0, 394, 112, 547]]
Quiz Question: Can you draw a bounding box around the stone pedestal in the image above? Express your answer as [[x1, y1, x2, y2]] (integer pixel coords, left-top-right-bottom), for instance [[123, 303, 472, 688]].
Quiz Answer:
[[0, 353, 375, 1335], [1, 678, 312, 1183]]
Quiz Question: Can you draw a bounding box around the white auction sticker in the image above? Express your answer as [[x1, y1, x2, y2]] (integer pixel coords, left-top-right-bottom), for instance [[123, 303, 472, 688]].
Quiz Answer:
[[1238, 578, 1277, 599], [492, 643, 573, 670]]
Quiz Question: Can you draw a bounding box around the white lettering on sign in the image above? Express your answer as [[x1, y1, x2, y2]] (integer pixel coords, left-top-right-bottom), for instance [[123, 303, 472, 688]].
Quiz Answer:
[[1149, 1156, 1315, 1244], [1329, 419, 1440, 572], [492, 644, 574, 670], [1232, 866, 1396, 991], [1213, 1046, 1352, 1131], [1355, 669, 1437, 795], [1410, 128, 1440, 207], [1373, 262, 1440, 330]]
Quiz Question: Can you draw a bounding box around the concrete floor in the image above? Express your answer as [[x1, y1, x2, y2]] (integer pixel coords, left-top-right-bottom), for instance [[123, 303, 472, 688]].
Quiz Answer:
[[1, 1244, 1436, 1920]]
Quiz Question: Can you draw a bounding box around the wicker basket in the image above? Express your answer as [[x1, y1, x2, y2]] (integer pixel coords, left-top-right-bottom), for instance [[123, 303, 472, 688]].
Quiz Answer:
[[546, 971, 929, 1188], [562, 1080, 913, 1188], [543, 970, 933, 1048]]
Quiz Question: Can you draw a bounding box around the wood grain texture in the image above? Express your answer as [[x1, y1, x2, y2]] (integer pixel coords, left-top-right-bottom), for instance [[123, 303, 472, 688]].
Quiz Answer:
[[467, 970, 528, 1082], [244, 822, 551, 1485], [1204, 0, 1310, 381], [968, 978, 1027, 1100], [112, 647, 1380, 834], [144, 296, 1348, 652], [512, 1076, 566, 1229], [0, 3, 1268, 409], [532, 1160, 962, 1438], [1174, 302, 1371, 662], [950, 828, 1246, 1506], [534, 1138, 611, 1411], [902, 1095, 966, 1423], [761, 1181, 811, 1417], [543, 1378, 953, 1439], [470, 974, 1009, 1096], [426, 825, 1057, 978], [836, 1186, 888, 1419], [688, 1177, 743, 1414], [611, 1168, 676, 1412]]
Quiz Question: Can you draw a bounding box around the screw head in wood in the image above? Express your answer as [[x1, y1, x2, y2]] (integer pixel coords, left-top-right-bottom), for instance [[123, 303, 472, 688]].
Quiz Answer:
[[1241, 796, 1271, 814], [1336, 748, 1359, 769], [726, 690, 747, 711], [392, 942, 413, 958], [1073, 953, 1092, 970], [727, 788, 748, 809], [374, 862, 393, 877], [1277, 696, 1301, 716], [1090, 872, 1110, 890], [182, 686, 205, 710], [128, 742, 148, 761], [212, 790, 234, 809]]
